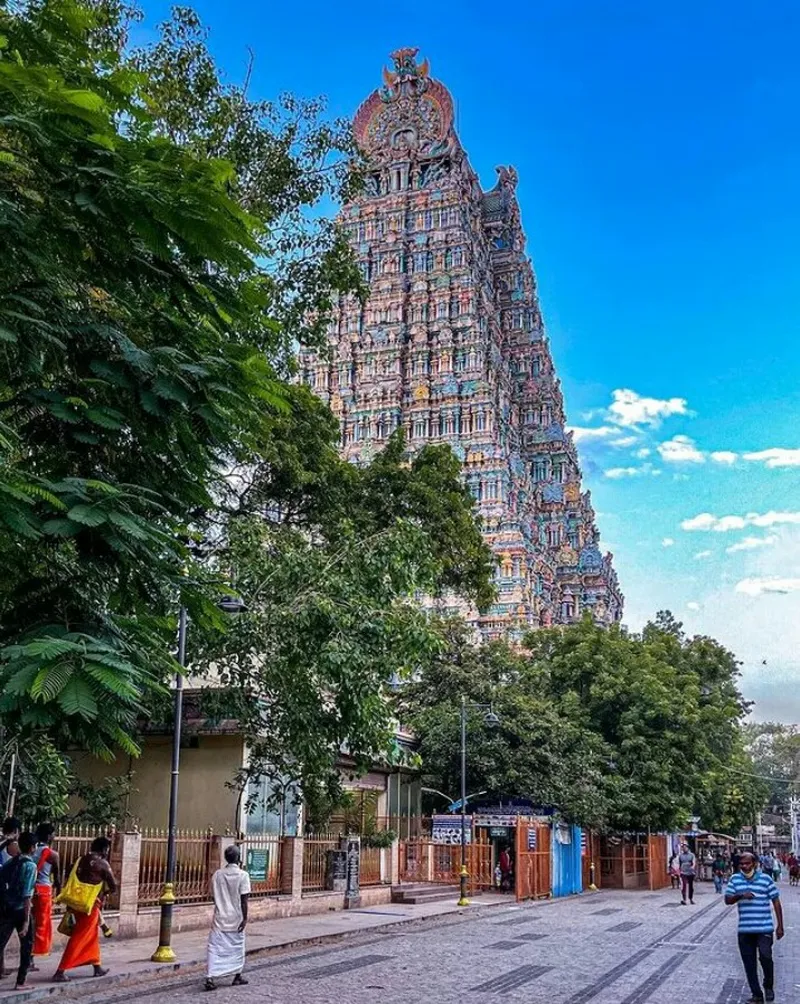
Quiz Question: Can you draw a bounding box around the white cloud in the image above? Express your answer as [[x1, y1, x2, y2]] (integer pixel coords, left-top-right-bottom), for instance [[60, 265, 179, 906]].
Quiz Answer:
[[681, 513, 718, 531], [635, 447, 651, 459], [681, 510, 800, 533], [657, 435, 705, 464], [710, 451, 738, 464], [735, 578, 800, 597], [743, 448, 800, 468], [567, 425, 616, 443], [726, 535, 779, 554], [662, 538, 675, 548], [694, 550, 712, 560], [607, 388, 690, 428], [610, 435, 640, 448], [687, 601, 700, 611], [604, 466, 642, 479], [750, 511, 800, 528], [714, 515, 748, 532]]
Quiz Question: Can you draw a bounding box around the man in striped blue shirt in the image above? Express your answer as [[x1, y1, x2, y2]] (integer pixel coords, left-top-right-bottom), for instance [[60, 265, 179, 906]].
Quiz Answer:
[[725, 850, 784, 1003]]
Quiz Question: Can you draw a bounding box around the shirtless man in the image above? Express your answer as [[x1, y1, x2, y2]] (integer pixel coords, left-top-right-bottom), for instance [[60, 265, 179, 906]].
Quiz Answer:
[[53, 837, 117, 983]]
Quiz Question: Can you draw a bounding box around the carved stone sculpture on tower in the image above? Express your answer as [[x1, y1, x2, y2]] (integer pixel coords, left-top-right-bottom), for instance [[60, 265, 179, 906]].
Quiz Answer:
[[301, 51, 624, 639]]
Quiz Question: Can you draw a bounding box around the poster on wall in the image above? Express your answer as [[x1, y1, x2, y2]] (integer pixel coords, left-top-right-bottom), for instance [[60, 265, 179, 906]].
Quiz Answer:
[[527, 828, 537, 851], [246, 847, 269, 882], [432, 814, 471, 845]]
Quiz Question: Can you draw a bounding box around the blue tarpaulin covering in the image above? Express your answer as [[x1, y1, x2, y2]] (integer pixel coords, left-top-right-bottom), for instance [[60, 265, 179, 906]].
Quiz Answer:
[[552, 823, 583, 897]]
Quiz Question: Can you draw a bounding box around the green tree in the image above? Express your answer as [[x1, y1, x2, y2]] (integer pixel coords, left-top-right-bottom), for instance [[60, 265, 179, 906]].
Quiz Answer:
[[0, 0, 361, 757], [194, 426, 494, 810], [401, 619, 615, 827], [403, 612, 763, 833]]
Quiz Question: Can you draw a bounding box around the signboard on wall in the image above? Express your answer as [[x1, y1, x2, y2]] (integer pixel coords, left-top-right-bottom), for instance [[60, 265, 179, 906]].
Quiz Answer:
[[527, 829, 537, 851], [246, 848, 269, 882], [432, 814, 470, 845], [475, 813, 519, 829]]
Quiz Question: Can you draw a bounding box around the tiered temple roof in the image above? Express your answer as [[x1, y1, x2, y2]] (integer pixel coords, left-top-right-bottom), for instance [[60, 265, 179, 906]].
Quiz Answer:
[[301, 49, 623, 638]]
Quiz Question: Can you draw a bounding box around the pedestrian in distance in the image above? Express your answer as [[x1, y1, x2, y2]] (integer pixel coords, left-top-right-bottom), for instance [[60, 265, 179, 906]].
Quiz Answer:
[[31, 822, 61, 961], [678, 841, 697, 905], [712, 851, 727, 894], [53, 836, 116, 983], [725, 850, 784, 1004], [0, 831, 38, 991], [669, 851, 681, 890], [205, 843, 251, 992]]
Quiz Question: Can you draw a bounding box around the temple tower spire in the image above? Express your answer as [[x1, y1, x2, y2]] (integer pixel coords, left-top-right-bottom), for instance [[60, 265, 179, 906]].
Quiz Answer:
[[301, 51, 623, 636]]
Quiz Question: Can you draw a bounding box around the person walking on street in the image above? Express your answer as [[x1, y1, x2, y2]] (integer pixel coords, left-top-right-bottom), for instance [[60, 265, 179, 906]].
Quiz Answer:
[[678, 841, 697, 905], [712, 852, 727, 894], [31, 823, 60, 961], [0, 831, 38, 991], [669, 851, 681, 890], [205, 844, 250, 992], [53, 837, 116, 983], [725, 850, 784, 1003]]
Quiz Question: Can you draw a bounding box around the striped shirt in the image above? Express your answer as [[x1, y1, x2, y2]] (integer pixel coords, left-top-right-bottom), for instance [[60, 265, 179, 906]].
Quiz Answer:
[[725, 869, 780, 933]]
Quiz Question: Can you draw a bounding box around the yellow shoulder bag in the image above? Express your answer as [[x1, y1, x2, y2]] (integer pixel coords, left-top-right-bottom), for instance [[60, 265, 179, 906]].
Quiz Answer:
[[56, 862, 103, 915]]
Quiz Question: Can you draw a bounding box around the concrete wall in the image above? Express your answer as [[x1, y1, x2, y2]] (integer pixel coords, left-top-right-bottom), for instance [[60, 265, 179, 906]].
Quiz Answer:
[[70, 734, 244, 834]]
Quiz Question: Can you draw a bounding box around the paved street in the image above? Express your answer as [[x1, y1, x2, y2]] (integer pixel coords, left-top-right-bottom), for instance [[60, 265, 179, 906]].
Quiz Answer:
[[29, 882, 800, 1004]]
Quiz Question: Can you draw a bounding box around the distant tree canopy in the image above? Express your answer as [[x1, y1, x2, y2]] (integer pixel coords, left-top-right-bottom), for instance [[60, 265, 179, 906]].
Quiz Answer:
[[401, 612, 766, 833]]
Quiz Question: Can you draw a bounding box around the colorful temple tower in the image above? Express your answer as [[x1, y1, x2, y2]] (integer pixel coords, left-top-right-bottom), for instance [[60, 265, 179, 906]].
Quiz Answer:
[[301, 49, 623, 638]]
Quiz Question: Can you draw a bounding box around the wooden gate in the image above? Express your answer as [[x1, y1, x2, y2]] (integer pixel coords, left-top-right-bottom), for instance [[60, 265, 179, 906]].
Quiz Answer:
[[648, 834, 669, 890], [516, 820, 551, 901]]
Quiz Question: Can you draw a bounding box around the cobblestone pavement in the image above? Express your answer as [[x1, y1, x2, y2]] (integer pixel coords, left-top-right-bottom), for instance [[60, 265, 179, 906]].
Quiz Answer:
[[21, 882, 800, 1004]]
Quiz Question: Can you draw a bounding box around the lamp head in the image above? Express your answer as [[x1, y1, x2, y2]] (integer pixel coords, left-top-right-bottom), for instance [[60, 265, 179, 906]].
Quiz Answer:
[[218, 595, 246, 615], [483, 709, 501, 729]]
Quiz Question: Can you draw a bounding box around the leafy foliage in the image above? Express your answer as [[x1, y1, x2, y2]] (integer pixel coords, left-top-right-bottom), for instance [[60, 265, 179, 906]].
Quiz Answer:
[[0, 0, 365, 757], [402, 613, 763, 833], [0, 733, 72, 822], [193, 422, 493, 808]]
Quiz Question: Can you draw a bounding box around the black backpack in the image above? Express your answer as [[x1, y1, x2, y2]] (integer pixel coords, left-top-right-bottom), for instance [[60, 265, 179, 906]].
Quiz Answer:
[[0, 856, 25, 916]]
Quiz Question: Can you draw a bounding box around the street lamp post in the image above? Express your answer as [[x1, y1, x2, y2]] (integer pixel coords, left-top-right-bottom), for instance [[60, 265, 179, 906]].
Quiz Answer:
[[459, 696, 468, 906], [151, 596, 245, 964], [458, 696, 499, 908]]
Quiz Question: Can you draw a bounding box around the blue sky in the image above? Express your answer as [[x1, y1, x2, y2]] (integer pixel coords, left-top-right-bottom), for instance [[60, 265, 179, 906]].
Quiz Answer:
[[136, 0, 800, 719]]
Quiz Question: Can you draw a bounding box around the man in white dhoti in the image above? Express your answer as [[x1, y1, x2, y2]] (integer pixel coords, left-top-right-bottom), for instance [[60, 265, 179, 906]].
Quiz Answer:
[[205, 844, 251, 992]]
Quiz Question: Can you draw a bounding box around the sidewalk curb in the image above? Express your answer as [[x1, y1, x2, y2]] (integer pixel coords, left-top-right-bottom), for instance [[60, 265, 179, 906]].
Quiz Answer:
[[0, 895, 527, 1003]]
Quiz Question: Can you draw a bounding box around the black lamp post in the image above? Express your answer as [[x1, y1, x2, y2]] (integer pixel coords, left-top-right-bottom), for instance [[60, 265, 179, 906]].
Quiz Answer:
[[458, 696, 499, 907], [151, 595, 246, 964]]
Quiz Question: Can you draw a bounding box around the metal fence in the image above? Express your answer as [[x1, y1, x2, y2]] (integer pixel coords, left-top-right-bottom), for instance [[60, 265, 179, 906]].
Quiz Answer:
[[377, 816, 431, 840], [359, 844, 382, 886], [138, 828, 215, 907], [399, 838, 430, 883], [302, 836, 338, 894], [238, 833, 283, 897]]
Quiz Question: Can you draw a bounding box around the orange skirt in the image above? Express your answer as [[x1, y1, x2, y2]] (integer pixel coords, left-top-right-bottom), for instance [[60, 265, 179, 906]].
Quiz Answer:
[[33, 885, 53, 956], [57, 904, 101, 971]]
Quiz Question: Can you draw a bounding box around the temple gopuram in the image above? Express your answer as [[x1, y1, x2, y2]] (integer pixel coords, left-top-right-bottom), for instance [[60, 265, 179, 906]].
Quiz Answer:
[[301, 49, 623, 639]]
